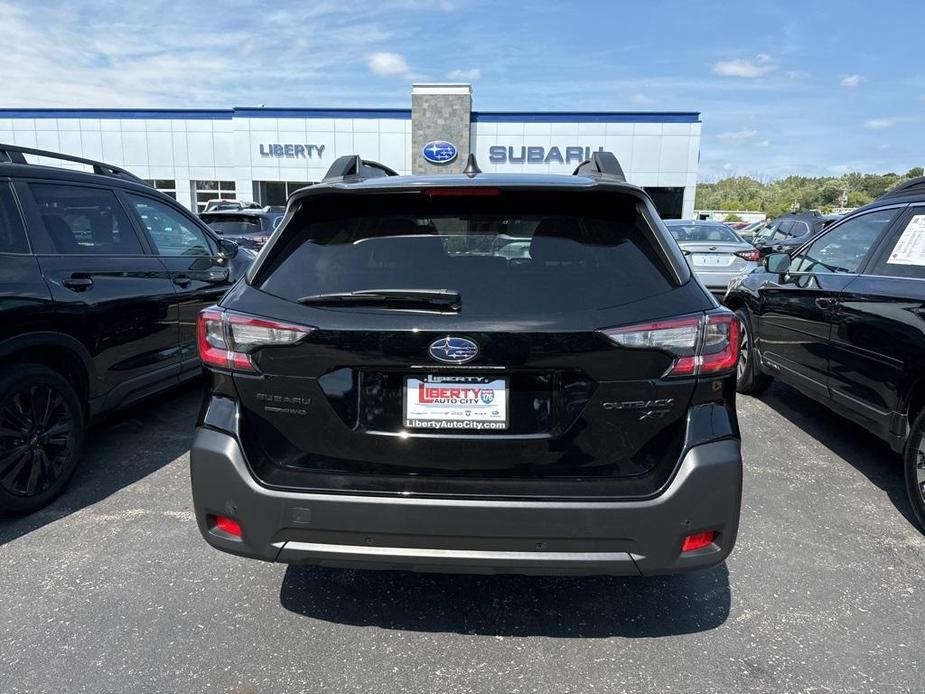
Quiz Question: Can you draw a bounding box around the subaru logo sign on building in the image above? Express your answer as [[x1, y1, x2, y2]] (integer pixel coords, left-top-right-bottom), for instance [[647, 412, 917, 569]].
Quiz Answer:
[[428, 336, 478, 364], [422, 140, 458, 165]]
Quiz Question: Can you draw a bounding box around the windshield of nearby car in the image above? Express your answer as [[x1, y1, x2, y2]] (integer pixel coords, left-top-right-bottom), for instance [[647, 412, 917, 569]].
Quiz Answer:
[[665, 223, 741, 243], [202, 216, 262, 235], [257, 190, 677, 316]]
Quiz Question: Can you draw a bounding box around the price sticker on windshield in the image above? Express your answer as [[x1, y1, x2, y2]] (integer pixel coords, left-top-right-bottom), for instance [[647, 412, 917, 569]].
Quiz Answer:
[[887, 215, 925, 266]]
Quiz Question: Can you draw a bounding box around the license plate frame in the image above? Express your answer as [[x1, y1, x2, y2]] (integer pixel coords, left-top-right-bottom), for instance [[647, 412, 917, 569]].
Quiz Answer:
[[404, 375, 509, 431]]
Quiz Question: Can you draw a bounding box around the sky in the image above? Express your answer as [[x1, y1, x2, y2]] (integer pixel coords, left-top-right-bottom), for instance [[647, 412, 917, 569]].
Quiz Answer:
[[0, 0, 922, 180]]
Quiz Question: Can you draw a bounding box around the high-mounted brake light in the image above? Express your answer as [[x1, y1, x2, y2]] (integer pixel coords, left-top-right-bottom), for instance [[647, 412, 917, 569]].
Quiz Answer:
[[735, 248, 761, 262], [197, 308, 312, 372], [601, 312, 740, 377], [423, 187, 502, 197]]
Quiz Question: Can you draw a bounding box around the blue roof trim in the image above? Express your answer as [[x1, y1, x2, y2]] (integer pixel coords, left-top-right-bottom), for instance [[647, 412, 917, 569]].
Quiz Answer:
[[0, 108, 698, 124], [472, 111, 701, 123], [234, 107, 411, 119], [0, 108, 231, 120]]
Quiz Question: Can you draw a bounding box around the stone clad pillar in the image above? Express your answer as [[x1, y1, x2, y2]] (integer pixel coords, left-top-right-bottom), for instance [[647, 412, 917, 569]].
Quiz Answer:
[[411, 84, 472, 175]]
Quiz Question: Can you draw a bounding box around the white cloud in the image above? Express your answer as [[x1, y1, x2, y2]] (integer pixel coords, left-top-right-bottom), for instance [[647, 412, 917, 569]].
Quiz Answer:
[[717, 129, 759, 142], [840, 74, 863, 88], [712, 54, 778, 78], [630, 93, 656, 106], [368, 52, 415, 79], [756, 139, 771, 148], [865, 118, 894, 130], [446, 68, 481, 81]]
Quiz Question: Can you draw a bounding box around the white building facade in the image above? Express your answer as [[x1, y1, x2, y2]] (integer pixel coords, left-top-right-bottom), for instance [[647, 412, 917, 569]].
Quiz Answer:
[[0, 84, 701, 218]]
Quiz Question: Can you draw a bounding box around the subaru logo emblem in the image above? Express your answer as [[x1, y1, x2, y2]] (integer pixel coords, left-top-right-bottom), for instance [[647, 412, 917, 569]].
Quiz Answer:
[[428, 336, 478, 364], [422, 140, 458, 165]]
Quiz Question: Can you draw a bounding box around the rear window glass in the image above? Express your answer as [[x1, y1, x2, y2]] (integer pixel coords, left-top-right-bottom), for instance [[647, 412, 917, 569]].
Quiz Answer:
[[666, 224, 740, 243], [257, 191, 676, 316], [203, 216, 262, 235]]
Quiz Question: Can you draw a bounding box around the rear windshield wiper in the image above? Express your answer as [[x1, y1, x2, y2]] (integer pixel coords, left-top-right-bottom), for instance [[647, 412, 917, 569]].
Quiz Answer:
[[297, 289, 462, 311]]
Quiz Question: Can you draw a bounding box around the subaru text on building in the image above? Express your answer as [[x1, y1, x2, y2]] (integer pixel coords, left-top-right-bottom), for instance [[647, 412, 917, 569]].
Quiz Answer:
[[190, 151, 744, 575], [0, 144, 254, 514]]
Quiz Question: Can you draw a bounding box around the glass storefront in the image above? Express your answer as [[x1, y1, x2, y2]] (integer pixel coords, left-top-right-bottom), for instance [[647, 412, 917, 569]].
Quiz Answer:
[[253, 181, 314, 207]]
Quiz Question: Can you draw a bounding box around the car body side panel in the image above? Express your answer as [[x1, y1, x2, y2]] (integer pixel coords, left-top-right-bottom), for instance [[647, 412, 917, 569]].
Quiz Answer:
[[831, 276, 925, 441]]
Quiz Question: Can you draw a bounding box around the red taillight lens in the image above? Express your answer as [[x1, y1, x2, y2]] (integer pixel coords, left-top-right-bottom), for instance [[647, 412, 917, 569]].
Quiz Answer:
[[699, 313, 740, 375], [211, 514, 242, 538], [681, 531, 717, 552], [197, 308, 312, 372], [601, 312, 739, 377], [735, 249, 760, 262]]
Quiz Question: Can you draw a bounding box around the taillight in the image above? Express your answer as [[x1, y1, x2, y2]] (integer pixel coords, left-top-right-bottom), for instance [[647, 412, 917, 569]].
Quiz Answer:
[[601, 312, 740, 377], [197, 307, 312, 372], [681, 531, 718, 552], [735, 249, 760, 262]]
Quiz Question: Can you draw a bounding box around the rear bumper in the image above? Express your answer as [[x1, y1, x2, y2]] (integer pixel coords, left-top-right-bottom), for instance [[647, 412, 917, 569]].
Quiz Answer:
[[190, 428, 742, 576]]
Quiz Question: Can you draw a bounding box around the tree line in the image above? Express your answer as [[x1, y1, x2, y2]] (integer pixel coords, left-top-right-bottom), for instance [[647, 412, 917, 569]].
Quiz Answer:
[[695, 167, 924, 219]]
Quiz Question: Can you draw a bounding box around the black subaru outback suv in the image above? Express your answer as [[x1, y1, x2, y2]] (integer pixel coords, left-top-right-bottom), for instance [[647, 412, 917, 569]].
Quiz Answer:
[[727, 177, 925, 531], [0, 144, 252, 515], [191, 152, 744, 575]]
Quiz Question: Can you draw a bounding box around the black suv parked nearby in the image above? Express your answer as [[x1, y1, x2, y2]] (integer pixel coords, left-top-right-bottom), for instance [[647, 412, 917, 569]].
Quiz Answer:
[[191, 152, 744, 575], [0, 144, 254, 514], [726, 178, 925, 531], [200, 206, 286, 250], [754, 211, 841, 256]]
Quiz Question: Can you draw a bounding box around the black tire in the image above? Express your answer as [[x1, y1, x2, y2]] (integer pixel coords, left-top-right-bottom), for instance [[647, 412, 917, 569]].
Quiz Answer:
[[903, 410, 925, 533], [0, 364, 84, 516], [734, 309, 772, 395]]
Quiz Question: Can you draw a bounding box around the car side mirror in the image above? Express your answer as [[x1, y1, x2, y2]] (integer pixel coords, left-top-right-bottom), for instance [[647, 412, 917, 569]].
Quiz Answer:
[[765, 252, 790, 274], [218, 238, 239, 259]]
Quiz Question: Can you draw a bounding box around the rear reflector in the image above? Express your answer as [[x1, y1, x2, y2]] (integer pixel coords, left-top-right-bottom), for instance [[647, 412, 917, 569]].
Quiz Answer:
[[601, 312, 740, 377], [212, 515, 242, 538], [681, 531, 717, 552], [423, 187, 501, 197], [197, 307, 312, 372]]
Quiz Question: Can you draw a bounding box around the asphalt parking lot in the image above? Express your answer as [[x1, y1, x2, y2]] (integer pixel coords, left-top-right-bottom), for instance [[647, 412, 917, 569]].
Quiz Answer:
[[2, 382, 923, 694]]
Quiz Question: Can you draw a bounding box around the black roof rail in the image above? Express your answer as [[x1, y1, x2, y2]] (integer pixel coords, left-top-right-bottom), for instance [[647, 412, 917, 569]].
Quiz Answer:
[[572, 150, 626, 182], [323, 155, 399, 181], [0, 142, 147, 184], [878, 176, 925, 200]]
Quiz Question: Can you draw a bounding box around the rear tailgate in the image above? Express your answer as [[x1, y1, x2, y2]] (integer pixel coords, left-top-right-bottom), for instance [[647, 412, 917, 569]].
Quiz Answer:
[[224, 186, 714, 498]]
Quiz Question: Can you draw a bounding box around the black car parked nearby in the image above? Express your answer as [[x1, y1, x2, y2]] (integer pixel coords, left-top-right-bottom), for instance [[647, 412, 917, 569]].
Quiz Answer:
[[0, 144, 254, 514], [753, 211, 841, 256], [726, 177, 925, 531], [191, 152, 744, 576], [200, 206, 286, 250]]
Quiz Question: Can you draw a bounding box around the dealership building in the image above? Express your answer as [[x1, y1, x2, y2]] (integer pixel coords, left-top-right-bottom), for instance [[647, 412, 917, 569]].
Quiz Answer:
[[0, 84, 701, 218]]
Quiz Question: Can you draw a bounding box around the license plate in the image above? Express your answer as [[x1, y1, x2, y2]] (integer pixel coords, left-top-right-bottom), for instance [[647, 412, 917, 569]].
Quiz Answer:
[[404, 375, 508, 431], [692, 254, 728, 266]]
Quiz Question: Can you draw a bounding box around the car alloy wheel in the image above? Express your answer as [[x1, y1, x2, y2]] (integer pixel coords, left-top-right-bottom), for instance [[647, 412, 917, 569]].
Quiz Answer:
[[737, 320, 749, 381], [0, 383, 76, 497], [916, 439, 925, 507]]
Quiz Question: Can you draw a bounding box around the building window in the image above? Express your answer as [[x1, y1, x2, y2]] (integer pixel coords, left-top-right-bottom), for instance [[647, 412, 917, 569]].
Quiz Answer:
[[193, 180, 236, 213], [643, 187, 684, 220], [253, 181, 314, 206], [143, 179, 177, 200]]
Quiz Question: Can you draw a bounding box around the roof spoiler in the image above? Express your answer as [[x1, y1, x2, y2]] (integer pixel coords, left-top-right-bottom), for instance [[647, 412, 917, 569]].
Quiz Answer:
[[323, 155, 399, 181], [0, 142, 146, 184], [572, 151, 626, 182], [879, 176, 925, 200]]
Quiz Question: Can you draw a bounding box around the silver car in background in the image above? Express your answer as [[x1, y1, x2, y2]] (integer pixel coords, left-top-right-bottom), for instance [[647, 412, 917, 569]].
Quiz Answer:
[[664, 220, 760, 295]]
